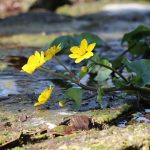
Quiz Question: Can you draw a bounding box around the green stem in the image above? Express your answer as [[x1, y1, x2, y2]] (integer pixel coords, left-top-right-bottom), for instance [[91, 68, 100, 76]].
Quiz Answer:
[[103, 85, 150, 95], [91, 59, 128, 83], [40, 67, 98, 91], [39, 67, 73, 81], [78, 83, 97, 91], [54, 56, 79, 81], [40, 67, 150, 97]]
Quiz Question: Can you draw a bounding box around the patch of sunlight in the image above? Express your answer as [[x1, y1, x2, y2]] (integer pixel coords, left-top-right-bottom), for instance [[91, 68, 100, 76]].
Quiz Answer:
[[103, 3, 150, 12], [0, 61, 7, 71], [57, 1, 105, 16], [21, 0, 36, 11], [0, 79, 18, 96], [56, 0, 149, 16], [0, 33, 60, 48]]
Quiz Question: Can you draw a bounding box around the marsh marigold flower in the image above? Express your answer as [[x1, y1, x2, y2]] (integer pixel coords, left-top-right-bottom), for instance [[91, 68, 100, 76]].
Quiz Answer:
[[69, 39, 96, 63], [44, 44, 61, 61], [22, 51, 46, 74], [34, 86, 53, 107]]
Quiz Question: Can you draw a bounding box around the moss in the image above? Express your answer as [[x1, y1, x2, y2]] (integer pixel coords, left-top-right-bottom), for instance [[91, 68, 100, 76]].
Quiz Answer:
[[31, 133, 48, 142], [91, 104, 131, 124], [11, 147, 25, 150], [91, 143, 108, 150]]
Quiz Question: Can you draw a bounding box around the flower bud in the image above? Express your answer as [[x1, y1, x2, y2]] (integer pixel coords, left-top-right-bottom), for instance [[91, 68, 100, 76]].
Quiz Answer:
[[59, 101, 65, 107], [81, 66, 88, 73]]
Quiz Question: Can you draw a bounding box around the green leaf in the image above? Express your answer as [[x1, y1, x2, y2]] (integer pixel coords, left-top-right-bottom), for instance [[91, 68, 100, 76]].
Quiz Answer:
[[122, 25, 150, 44], [123, 59, 150, 86], [94, 66, 112, 83], [122, 25, 150, 56], [91, 54, 101, 63], [65, 88, 83, 110], [88, 55, 112, 83], [50, 35, 74, 52], [97, 87, 104, 104], [112, 55, 124, 69], [79, 70, 87, 79], [95, 59, 112, 83], [50, 33, 105, 54], [73, 98, 82, 110]]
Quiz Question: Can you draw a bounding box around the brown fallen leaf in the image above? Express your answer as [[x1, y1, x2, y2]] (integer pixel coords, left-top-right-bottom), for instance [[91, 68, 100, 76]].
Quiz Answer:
[[59, 115, 105, 131]]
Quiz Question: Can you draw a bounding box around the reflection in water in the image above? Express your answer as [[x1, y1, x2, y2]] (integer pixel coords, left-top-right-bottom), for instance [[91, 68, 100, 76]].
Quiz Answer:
[[0, 79, 18, 96]]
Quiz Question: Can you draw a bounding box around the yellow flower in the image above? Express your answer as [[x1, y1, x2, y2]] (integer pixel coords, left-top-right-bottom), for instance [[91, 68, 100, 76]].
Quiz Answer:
[[69, 39, 96, 63], [34, 86, 53, 107], [22, 51, 46, 74], [44, 44, 61, 61]]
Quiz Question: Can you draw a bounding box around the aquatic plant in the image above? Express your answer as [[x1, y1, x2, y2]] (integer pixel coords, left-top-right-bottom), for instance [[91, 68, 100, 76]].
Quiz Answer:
[[22, 25, 150, 109]]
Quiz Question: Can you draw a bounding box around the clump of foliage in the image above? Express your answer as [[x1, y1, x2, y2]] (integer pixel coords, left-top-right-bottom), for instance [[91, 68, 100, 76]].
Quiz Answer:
[[22, 25, 150, 110]]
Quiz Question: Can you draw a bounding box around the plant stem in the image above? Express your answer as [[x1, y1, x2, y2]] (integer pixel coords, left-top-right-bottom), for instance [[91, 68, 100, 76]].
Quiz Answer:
[[39, 67, 73, 81], [40, 67, 150, 98], [54, 56, 79, 81], [91, 59, 128, 83], [103, 85, 150, 96], [78, 83, 97, 91], [40, 67, 97, 91]]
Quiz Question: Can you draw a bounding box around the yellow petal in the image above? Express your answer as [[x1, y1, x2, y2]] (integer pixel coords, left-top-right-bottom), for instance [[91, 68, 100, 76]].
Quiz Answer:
[[70, 46, 79, 53], [44, 45, 61, 61], [27, 55, 37, 64], [87, 43, 96, 52], [35, 51, 41, 59], [75, 56, 85, 63], [22, 64, 36, 74], [34, 102, 40, 107], [69, 54, 80, 58], [83, 52, 94, 59], [80, 39, 88, 50], [34, 86, 53, 107]]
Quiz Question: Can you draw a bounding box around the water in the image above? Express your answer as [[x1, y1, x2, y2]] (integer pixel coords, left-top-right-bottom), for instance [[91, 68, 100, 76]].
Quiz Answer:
[[0, 3, 150, 126]]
